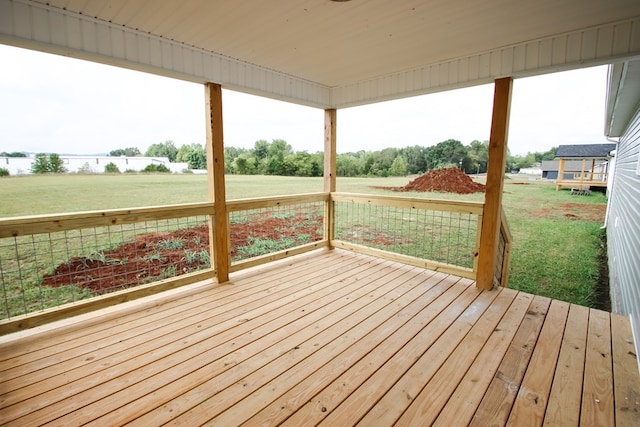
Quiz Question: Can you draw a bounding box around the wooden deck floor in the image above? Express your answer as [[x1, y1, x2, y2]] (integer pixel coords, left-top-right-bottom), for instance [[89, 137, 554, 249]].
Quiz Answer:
[[0, 249, 638, 426]]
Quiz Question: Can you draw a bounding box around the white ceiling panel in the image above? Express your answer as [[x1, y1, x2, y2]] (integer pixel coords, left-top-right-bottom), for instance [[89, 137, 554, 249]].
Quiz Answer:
[[2, 0, 640, 107]]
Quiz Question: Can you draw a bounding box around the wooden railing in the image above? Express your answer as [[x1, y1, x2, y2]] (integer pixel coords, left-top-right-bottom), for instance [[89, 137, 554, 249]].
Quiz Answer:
[[493, 208, 512, 287], [0, 203, 215, 333], [0, 192, 512, 333], [226, 193, 330, 272], [330, 193, 485, 280]]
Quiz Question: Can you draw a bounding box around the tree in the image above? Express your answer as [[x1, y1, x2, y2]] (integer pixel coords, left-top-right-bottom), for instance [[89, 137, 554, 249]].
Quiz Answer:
[[399, 146, 427, 174], [425, 139, 472, 171], [266, 139, 292, 175], [31, 153, 66, 174], [186, 146, 207, 169], [467, 140, 489, 174], [0, 152, 26, 157], [145, 141, 178, 162], [48, 153, 67, 173], [389, 156, 408, 176], [109, 147, 141, 157], [176, 143, 207, 169], [30, 153, 50, 174]]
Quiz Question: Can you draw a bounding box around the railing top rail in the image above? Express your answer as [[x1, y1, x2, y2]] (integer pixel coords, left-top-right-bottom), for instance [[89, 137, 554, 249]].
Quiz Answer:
[[0, 202, 215, 238], [331, 192, 484, 215], [226, 192, 330, 212]]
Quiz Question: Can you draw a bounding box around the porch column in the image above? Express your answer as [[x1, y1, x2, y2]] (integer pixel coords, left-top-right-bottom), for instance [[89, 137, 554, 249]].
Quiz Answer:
[[476, 77, 513, 290], [556, 158, 566, 190], [324, 109, 337, 246], [324, 109, 337, 192], [205, 82, 230, 282]]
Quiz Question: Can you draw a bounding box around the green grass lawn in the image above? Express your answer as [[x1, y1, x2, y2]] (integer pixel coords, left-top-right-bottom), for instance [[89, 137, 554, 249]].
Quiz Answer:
[[0, 173, 608, 308]]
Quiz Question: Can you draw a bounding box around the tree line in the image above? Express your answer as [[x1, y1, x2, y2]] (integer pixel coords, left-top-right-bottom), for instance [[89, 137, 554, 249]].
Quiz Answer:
[[3, 139, 558, 177]]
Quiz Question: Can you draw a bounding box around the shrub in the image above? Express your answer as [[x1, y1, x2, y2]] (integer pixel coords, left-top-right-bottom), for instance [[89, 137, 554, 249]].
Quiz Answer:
[[30, 153, 67, 174], [0, 167, 9, 177], [141, 163, 171, 173], [104, 162, 121, 173]]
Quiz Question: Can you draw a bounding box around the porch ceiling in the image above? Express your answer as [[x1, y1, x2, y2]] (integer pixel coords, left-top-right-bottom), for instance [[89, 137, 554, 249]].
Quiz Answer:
[[1, 0, 640, 107]]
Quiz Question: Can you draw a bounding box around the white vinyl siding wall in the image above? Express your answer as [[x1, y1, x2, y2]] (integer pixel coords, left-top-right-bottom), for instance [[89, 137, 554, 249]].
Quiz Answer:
[[607, 105, 640, 359]]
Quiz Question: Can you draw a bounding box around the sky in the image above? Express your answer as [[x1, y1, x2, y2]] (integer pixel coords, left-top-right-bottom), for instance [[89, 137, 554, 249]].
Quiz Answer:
[[0, 44, 612, 157]]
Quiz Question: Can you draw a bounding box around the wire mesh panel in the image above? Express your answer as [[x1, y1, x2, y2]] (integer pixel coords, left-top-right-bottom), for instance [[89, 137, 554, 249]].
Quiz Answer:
[[0, 215, 210, 319], [333, 199, 480, 269], [229, 201, 325, 263]]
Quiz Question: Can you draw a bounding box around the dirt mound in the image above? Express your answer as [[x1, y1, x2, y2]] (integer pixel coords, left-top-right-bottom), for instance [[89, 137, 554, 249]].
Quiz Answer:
[[397, 168, 486, 194]]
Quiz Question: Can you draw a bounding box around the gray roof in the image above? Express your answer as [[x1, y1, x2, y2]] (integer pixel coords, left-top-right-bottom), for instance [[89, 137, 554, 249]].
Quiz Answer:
[[555, 144, 616, 158]]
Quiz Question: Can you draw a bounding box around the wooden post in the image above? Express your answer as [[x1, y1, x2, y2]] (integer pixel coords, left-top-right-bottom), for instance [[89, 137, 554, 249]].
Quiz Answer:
[[324, 109, 337, 192], [476, 77, 513, 290], [556, 158, 566, 191], [205, 82, 230, 282], [324, 109, 337, 245]]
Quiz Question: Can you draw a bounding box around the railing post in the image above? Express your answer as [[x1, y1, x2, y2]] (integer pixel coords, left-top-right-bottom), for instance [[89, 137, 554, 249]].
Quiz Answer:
[[477, 77, 512, 290], [324, 109, 337, 247], [205, 82, 230, 282]]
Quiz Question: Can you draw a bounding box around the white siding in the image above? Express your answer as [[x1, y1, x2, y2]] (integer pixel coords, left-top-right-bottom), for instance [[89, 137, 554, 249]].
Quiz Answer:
[[607, 105, 640, 359], [2, 0, 640, 109], [0, 0, 331, 108], [332, 18, 640, 108]]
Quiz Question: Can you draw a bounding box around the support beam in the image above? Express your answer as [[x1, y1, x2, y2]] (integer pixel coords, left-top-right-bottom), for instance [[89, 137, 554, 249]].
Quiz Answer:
[[556, 158, 566, 190], [324, 109, 337, 245], [476, 77, 513, 290], [205, 83, 230, 282], [324, 109, 337, 192]]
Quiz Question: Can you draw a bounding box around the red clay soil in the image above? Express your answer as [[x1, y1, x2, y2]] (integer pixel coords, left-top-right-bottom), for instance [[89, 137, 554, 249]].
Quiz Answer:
[[42, 212, 323, 294], [395, 168, 486, 194], [532, 203, 606, 222]]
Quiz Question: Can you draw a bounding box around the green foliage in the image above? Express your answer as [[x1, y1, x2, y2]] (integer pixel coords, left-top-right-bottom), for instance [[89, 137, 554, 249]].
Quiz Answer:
[[109, 147, 141, 157], [425, 139, 472, 171], [30, 153, 67, 174], [176, 143, 207, 169], [104, 162, 120, 173], [141, 163, 171, 173], [0, 151, 26, 157], [145, 140, 178, 162], [157, 238, 184, 250], [236, 236, 296, 259], [388, 156, 408, 176], [0, 167, 9, 177]]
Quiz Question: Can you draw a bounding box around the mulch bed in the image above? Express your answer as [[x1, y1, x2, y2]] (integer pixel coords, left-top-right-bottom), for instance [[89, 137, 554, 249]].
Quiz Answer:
[[42, 212, 323, 294]]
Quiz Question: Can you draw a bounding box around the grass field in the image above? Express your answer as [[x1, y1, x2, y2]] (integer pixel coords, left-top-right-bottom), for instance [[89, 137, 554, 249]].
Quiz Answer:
[[0, 173, 608, 308]]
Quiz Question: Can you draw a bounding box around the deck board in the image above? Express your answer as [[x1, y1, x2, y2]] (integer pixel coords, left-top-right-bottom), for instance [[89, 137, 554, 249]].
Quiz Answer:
[[0, 248, 638, 426]]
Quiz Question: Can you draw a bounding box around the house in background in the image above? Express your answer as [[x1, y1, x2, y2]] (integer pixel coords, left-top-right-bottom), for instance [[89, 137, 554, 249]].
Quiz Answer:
[[553, 143, 616, 190], [605, 59, 640, 353], [542, 159, 589, 179]]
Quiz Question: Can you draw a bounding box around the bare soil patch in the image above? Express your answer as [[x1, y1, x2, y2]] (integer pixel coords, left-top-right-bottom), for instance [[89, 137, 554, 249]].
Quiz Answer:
[[532, 203, 606, 222]]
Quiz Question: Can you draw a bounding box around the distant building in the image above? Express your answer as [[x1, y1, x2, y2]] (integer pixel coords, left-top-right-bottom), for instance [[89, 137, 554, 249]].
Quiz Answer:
[[0, 155, 189, 175], [552, 143, 615, 190]]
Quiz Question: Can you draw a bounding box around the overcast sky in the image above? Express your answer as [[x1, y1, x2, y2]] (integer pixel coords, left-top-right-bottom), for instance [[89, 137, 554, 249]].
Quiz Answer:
[[0, 44, 611, 156]]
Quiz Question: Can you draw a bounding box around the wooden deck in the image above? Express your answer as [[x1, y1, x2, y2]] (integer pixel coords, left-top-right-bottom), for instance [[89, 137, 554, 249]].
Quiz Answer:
[[0, 249, 638, 426]]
